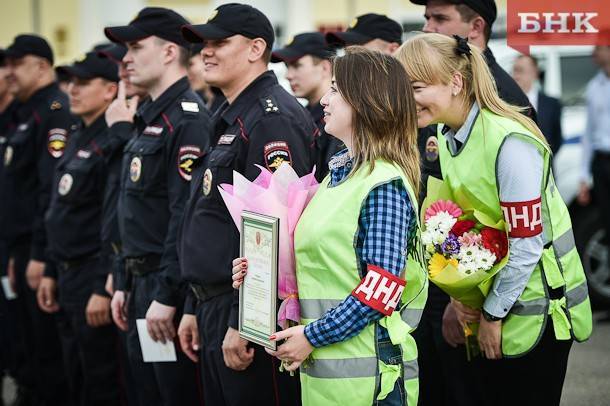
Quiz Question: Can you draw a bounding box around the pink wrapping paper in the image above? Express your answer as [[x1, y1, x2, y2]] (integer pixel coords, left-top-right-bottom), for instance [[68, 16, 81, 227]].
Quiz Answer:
[[218, 163, 319, 328]]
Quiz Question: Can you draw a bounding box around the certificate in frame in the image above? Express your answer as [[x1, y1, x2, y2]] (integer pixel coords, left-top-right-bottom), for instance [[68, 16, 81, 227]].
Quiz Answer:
[[238, 211, 279, 350]]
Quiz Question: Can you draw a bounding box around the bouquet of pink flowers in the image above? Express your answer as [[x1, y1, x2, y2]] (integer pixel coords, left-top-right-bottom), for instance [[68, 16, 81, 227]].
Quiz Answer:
[[218, 163, 319, 329]]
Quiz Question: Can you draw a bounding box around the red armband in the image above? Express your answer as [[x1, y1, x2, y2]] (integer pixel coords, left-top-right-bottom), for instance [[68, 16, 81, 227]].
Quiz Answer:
[[351, 265, 406, 316], [500, 197, 543, 238]]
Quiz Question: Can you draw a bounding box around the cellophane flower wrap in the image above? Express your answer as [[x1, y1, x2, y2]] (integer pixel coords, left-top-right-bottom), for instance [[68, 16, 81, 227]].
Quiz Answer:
[[218, 163, 319, 329], [421, 177, 510, 310]]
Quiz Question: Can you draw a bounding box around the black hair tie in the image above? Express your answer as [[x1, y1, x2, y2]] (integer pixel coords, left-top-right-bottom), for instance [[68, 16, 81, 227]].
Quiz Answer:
[[453, 35, 471, 56]]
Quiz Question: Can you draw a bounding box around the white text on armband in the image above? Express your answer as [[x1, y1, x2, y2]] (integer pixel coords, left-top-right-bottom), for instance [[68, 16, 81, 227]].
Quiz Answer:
[[500, 197, 543, 238], [351, 265, 406, 315]]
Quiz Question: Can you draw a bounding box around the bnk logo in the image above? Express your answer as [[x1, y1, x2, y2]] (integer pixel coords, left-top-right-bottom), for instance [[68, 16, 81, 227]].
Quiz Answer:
[[507, 0, 610, 54], [518, 12, 598, 33]]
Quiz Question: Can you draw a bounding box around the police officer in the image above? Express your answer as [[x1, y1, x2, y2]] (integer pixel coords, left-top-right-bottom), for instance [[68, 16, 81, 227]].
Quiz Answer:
[[178, 3, 315, 405], [325, 13, 403, 54], [403, 1, 537, 405], [104, 7, 210, 406], [271, 32, 341, 181], [1, 34, 71, 405], [35, 50, 123, 406]]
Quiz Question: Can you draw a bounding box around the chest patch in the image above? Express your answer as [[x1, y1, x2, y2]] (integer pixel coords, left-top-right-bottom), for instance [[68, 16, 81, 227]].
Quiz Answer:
[[58, 173, 73, 196], [202, 168, 213, 196], [48, 128, 68, 158], [130, 156, 142, 182], [143, 125, 163, 136], [77, 149, 92, 159], [425, 135, 439, 162], [264, 141, 292, 172], [4, 146, 13, 167], [17, 123, 28, 131], [177, 145, 201, 181], [181, 101, 200, 113], [217, 134, 237, 145]]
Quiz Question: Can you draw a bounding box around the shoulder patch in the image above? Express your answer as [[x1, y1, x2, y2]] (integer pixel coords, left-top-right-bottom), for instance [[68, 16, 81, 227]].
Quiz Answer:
[[218, 134, 237, 145], [48, 128, 68, 158], [425, 135, 439, 162], [50, 101, 62, 111], [177, 145, 202, 181], [260, 96, 279, 114], [181, 101, 200, 113], [264, 141, 291, 172]]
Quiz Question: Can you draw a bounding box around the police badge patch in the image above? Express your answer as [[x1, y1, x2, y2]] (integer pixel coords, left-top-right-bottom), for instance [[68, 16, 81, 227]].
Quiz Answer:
[[4, 146, 13, 167], [202, 168, 212, 196], [177, 145, 201, 181], [47, 128, 68, 158], [425, 135, 439, 162], [264, 141, 292, 172], [130, 156, 142, 182], [58, 173, 73, 196]]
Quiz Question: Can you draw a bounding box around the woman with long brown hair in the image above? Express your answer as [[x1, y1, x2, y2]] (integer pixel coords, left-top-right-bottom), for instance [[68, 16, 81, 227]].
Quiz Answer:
[[232, 47, 427, 405], [395, 33, 592, 406]]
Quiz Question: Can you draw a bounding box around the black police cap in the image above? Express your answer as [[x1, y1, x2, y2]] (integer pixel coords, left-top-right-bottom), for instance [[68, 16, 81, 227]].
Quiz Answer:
[[96, 44, 127, 64], [56, 51, 119, 82], [271, 32, 334, 63], [104, 7, 191, 48], [5, 34, 54, 65], [0, 49, 5, 66], [326, 13, 403, 46], [409, 0, 497, 27], [182, 3, 275, 49], [189, 43, 203, 58]]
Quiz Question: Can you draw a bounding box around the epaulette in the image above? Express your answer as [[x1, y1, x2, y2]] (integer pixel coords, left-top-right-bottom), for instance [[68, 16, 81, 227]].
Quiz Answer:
[[50, 100, 63, 111], [260, 95, 279, 114], [180, 99, 201, 116]]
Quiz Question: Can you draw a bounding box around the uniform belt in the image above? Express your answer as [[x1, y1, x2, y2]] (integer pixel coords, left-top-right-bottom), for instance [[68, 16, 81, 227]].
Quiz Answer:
[[125, 255, 161, 276], [189, 282, 233, 303], [57, 254, 99, 270]]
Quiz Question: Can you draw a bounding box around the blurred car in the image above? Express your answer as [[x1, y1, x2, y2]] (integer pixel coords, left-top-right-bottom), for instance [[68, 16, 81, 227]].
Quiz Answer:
[[489, 41, 610, 306]]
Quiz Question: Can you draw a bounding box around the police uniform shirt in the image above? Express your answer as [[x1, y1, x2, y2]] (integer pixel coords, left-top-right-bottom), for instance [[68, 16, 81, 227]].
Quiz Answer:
[[118, 76, 210, 306], [179, 71, 315, 320], [0, 99, 19, 194], [0, 82, 73, 259], [308, 101, 343, 182], [44, 115, 127, 294]]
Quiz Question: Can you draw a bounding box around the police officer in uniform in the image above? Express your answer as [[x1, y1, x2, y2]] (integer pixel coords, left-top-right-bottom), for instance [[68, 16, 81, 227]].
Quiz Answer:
[[35, 51, 123, 406], [104, 7, 210, 406], [178, 4, 315, 404], [325, 13, 403, 54], [1, 34, 71, 405], [271, 32, 341, 181], [402, 1, 537, 405]]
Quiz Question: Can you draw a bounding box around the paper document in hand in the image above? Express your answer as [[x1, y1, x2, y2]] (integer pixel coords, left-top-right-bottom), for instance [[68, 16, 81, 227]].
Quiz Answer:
[[136, 319, 177, 363]]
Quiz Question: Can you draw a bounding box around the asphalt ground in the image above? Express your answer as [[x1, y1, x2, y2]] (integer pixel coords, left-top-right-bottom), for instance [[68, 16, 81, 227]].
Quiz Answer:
[[3, 311, 609, 405]]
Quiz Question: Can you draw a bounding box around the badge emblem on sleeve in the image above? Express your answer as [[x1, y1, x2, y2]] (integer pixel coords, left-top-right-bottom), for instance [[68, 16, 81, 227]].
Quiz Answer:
[[202, 168, 212, 196], [58, 173, 73, 196], [264, 141, 292, 172], [48, 129, 68, 158], [178, 145, 201, 181], [425, 135, 439, 162], [3, 146, 13, 167], [130, 156, 142, 182]]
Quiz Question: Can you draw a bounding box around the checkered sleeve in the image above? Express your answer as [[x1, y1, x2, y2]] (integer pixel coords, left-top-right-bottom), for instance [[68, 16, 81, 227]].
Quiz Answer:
[[304, 179, 414, 347]]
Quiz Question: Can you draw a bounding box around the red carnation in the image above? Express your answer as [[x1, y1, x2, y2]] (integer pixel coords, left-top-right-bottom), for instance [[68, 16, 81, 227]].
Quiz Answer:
[[451, 220, 476, 237], [480, 227, 508, 263]]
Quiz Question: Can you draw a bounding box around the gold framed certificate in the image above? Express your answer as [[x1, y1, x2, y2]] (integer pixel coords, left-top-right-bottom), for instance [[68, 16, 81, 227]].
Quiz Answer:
[[239, 211, 279, 350]]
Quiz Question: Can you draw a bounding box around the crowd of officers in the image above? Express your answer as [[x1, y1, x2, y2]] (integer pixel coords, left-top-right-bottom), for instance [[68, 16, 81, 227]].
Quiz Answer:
[[0, 1, 547, 405]]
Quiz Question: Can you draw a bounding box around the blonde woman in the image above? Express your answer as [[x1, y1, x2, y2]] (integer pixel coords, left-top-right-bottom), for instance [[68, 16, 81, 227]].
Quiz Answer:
[[396, 33, 592, 406], [233, 47, 427, 405]]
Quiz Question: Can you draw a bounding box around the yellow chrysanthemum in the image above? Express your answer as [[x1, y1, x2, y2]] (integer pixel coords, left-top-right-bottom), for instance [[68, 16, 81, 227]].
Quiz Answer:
[[428, 253, 458, 278]]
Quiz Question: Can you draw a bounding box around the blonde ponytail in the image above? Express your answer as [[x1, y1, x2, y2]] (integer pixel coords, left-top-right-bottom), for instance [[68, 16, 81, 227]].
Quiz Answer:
[[395, 33, 548, 147]]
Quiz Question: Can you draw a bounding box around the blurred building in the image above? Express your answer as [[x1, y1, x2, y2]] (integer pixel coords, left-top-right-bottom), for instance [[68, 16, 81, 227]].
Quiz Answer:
[[0, 0, 509, 64]]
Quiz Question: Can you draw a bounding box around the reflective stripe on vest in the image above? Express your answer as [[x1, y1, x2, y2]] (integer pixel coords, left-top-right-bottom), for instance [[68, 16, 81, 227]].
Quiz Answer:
[[300, 298, 424, 329], [511, 280, 588, 316], [302, 357, 420, 381]]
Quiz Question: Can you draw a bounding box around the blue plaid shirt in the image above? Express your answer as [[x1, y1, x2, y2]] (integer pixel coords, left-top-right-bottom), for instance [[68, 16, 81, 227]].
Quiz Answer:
[[303, 150, 416, 347]]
